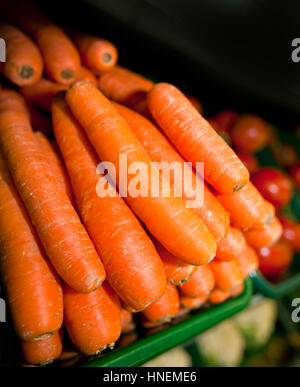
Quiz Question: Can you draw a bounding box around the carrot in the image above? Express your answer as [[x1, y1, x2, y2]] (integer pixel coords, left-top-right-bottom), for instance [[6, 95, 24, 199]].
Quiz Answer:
[[180, 294, 208, 310], [114, 102, 230, 242], [66, 81, 217, 266], [0, 0, 81, 84], [251, 200, 275, 230], [209, 289, 231, 304], [99, 65, 154, 117], [34, 131, 75, 204], [0, 87, 51, 134], [52, 94, 166, 311], [230, 283, 245, 297], [0, 87, 30, 113], [0, 150, 63, 341], [147, 83, 250, 194], [121, 309, 136, 334], [21, 330, 63, 365], [76, 66, 98, 86], [209, 259, 243, 291], [179, 265, 215, 298], [0, 21, 43, 86], [140, 284, 179, 327], [152, 238, 197, 285], [63, 281, 121, 356], [237, 245, 259, 278], [67, 29, 118, 73], [20, 77, 68, 111], [216, 226, 247, 261], [244, 216, 282, 249], [217, 183, 274, 231], [100, 65, 154, 91], [0, 107, 105, 293]]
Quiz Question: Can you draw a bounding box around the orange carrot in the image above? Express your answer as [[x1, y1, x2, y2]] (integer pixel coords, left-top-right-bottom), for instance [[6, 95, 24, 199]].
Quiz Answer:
[[34, 131, 74, 204], [52, 94, 166, 311], [244, 216, 282, 249], [0, 107, 105, 293], [114, 102, 230, 242], [20, 77, 68, 111], [230, 283, 245, 297], [0, 150, 63, 341], [0, 87, 30, 114], [0, 87, 51, 134], [180, 294, 208, 310], [216, 226, 247, 261], [147, 83, 250, 194], [141, 284, 179, 326], [179, 265, 215, 298], [209, 259, 243, 291], [76, 66, 98, 86], [99, 66, 154, 117], [0, 21, 43, 86], [217, 183, 274, 230], [251, 200, 275, 230], [237, 245, 259, 278], [152, 238, 197, 285], [63, 281, 121, 355], [67, 29, 117, 73], [121, 309, 136, 334], [209, 288, 230, 304], [21, 330, 63, 365], [0, 0, 81, 84], [66, 81, 217, 266]]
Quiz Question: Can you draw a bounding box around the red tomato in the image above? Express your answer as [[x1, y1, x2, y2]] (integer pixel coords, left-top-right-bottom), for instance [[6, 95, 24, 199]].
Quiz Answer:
[[251, 167, 293, 208], [257, 238, 293, 281], [278, 216, 300, 252], [236, 152, 259, 174], [231, 114, 271, 153], [273, 144, 298, 167], [289, 163, 300, 189], [212, 110, 238, 131], [186, 95, 203, 115]]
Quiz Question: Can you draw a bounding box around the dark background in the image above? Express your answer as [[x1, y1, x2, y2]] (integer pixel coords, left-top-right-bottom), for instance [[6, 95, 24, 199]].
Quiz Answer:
[[33, 0, 300, 126]]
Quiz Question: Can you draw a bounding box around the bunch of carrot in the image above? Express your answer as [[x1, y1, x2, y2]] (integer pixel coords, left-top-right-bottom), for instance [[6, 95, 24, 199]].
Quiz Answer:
[[0, 0, 274, 367]]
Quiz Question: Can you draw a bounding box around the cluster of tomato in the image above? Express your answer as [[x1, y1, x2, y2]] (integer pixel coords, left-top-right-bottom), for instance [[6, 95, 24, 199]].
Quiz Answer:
[[208, 110, 300, 282]]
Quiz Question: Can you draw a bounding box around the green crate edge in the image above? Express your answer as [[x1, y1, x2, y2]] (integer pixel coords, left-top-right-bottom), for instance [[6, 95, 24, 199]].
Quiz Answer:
[[252, 147, 300, 298], [81, 278, 253, 367], [251, 271, 300, 299]]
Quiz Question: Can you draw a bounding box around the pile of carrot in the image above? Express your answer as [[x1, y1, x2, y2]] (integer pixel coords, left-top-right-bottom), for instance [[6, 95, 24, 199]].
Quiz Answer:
[[0, 0, 277, 367]]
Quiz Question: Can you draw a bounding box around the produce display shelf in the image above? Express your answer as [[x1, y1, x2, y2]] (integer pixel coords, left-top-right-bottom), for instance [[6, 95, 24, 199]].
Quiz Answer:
[[251, 147, 300, 298], [82, 278, 253, 367]]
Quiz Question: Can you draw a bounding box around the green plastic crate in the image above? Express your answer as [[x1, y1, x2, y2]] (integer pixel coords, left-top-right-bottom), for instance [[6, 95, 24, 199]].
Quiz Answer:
[[82, 278, 253, 367]]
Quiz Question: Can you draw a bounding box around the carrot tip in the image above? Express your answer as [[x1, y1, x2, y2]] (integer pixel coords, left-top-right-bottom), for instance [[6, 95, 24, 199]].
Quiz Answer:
[[61, 69, 75, 80], [176, 277, 192, 286], [233, 183, 245, 192], [32, 332, 54, 342], [102, 52, 113, 64], [207, 254, 216, 264], [265, 213, 273, 227], [19, 65, 34, 79]]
